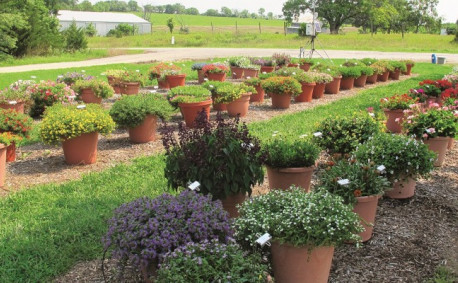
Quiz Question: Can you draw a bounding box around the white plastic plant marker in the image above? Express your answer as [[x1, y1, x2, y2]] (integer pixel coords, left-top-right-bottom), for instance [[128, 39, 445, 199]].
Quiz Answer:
[[246, 76, 251, 79], [81, 70, 85, 73], [337, 179, 350, 186], [149, 90, 157, 93], [57, 75, 63, 79], [154, 86, 158, 89], [377, 165, 386, 172], [204, 78, 208, 81], [68, 95, 76, 100], [77, 105, 86, 109], [8, 100, 17, 105], [31, 76, 36, 79], [188, 181, 200, 191], [262, 72, 267, 74], [135, 70, 140, 72], [313, 132, 323, 137], [256, 233, 272, 247]]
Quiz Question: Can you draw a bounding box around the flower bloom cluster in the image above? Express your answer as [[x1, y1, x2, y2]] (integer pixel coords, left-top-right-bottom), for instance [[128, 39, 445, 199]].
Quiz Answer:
[[56, 72, 93, 85], [26, 80, 76, 117], [380, 93, 419, 110], [202, 63, 229, 74]]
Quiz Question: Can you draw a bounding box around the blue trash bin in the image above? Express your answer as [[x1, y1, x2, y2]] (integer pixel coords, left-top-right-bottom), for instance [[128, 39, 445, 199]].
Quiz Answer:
[[431, 54, 437, 64]]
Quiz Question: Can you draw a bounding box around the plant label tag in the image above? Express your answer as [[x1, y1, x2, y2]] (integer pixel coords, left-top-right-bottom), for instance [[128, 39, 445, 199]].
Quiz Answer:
[[337, 179, 350, 186], [149, 90, 157, 93], [246, 76, 251, 79], [377, 165, 386, 172], [77, 105, 86, 109], [57, 75, 64, 79], [68, 95, 76, 100], [188, 181, 200, 191], [262, 72, 267, 74], [313, 132, 323, 137], [204, 78, 208, 81], [8, 100, 17, 105], [369, 113, 375, 117], [154, 86, 158, 89], [256, 233, 272, 247]]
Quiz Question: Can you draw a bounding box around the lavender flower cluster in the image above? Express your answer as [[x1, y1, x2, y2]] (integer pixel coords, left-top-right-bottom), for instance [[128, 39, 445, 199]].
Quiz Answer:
[[56, 72, 94, 85], [102, 190, 233, 268]]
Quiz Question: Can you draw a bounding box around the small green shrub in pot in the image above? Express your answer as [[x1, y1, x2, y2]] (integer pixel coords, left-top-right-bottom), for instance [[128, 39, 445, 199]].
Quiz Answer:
[[273, 67, 305, 77], [389, 60, 407, 72], [271, 53, 291, 67], [359, 66, 374, 76], [228, 56, 251, 67], [311, 72, 333, 84], [212, 83, 256, 104], [166, 85, 211, 108], [261, 76, 302, 97], [371, 60, 394, 72], [263, 136, 320, 168], [312, 63, 341, 78], [294, 72, 316, 84], [72, 79, 115, 99], [360, 58, 378, 66], [244, 77, 262, 87], [298, 58, 315, 66], [341, 59, 362, 67], [121, 70, 146, 86], [338, 66, 362, 78]]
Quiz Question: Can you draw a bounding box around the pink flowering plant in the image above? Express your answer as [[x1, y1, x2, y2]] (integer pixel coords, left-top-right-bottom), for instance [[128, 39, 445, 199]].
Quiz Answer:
[[26, 81, 76, 117], [380, 93, 419, 110], [403, 108, 457, 139]]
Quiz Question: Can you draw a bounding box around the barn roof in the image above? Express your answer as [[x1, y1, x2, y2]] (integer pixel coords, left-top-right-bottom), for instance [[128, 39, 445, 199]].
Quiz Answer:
[[57, 10, 150, 24]]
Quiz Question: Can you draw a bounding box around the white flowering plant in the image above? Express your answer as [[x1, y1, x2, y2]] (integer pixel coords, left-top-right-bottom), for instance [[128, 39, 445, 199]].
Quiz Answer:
[[354, 133, 435, 184], [234, 188, 363, 252]]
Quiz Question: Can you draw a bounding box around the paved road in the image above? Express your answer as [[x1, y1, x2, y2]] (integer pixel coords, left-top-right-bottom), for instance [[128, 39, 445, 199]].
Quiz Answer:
[[0, 48, 457, 74]]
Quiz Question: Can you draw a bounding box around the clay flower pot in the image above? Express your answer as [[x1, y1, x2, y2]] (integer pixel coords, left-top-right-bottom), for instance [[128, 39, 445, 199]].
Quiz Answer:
[[353, 195, 380, 242], [260, 66, 275, 73], [270, 93, 292, 109], [448, 137, 455, 150], [226, 93, 251, 117], [312, 83, 326, 99], [385, 177, 416, 199], [81, 88, 102, 104], [6, 142, 16, 162], [271, 242, 335, 283], [112, 85, 122, 94], [354, 75, 367, 87], [158, 78, 170, 89], [0, 144, 6, 187], [207, 72, 226, 82], [250, 84, 265, 103], [340, 77, 355, 90], [62, 132, 99, 165], [325, 76, 342, 94], [0, 101, 25, 114], [121, 82, 140, 95], [197, 70, 205, 84], [267, 166, 315, 192], [287, 63, 299, 68], [178, 100, 212, 128], [220, 192, 246, 218], [299, 63, 312, 71], [295, 82, 316, 103], [242, 68, 258, 79], [377, 71, 390, 82], [166, 74, 186, 89], [384, 109, 405, 133], [423, 136, 450, 167], [230, 66, 244, 79], [389, 69, 401, 80], [366, 73, 378, 84], [212, 102, 227, 112], [128, 115, 158, 143], [403, 64, 413, 75]]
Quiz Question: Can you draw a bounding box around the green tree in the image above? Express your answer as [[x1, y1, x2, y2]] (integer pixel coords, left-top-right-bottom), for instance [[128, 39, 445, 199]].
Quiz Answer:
[[204, 9, 219, 17], [167, 18, 175, 33], [267, 12, 274, 20], [258, 8, 266, 18], [185, 7, 199, 15], [127, 0, 140, 12], [85, 23, 97, 37], [0, 13, 26, 59], [221, 6, 232, 17], [408, 0, 439, 33], [63, 21, 87, 52]]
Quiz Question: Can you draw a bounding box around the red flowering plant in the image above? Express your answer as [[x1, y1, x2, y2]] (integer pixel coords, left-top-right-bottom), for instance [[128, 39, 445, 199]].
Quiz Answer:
[[380, 93, 419, 110], [441, 88, 458, 101], [26, 81, 76, 118], [413, 79, 445, 98], [148, 63, 181, 80], [202, 63, 229, 74], [0, 109, 33, 139], [0, 132, 23, 146]]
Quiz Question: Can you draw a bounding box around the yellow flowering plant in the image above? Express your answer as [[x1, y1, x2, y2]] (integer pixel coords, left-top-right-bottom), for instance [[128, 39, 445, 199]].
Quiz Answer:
[[40, 104, 115, 144]]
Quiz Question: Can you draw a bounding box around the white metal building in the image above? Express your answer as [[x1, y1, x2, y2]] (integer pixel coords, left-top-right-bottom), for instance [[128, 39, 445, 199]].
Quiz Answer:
[[57, 10, 151, 36]]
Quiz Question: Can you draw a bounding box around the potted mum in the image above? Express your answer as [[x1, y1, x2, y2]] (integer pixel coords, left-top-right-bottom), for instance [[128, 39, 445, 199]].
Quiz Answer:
[[298, 58, 315, 71], [354, 66, 374, 87], [234, 188, 363, 283], [380, 93, 419, 133], [311, 72, 333, 99], [263, 136, 320, 192], [39, 104, 115, 165], [373, 60, 393, 82], [0, 133, 16, 187], [389, 61, 407, 80], [403, 108, 457, 167], [294, 72, 316, 102], [104, 69, 125, 94], [167, 85, 212, 127], [103, 191, 233, 282], [228, 56, 250, 79], [322, 66, 342, 94], [148, 63, 180, 89], [202, 63, 229, 82], [27, 80, 76, 118], [212, 83, 256, 117], [252, 58, 276, 73], [110, 93, 175, 143], [244, 77, 265, 102], [355, 133, 435, 199], [261, 76, 302, 109], [156, 239, 268, 282], [367, 63, 384, 84], [202, 81, 232, 111], [121, 70, 145, 95], [318, 159, 391, 241], [191, 62, 208, 84], [0, 109, 33, 162], [401, 59, 415, 75], [162, 113, 265, 218], [338, 66, 361, 90], [0, 88, 31, 114], [72, 78, 114, 104]]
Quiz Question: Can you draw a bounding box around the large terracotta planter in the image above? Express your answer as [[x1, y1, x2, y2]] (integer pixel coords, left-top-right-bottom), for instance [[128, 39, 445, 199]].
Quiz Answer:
[[80, 88, 102, 104], [6, 142, 16, 162], [424, 136, 450, 167], [267, 166, 314, 192], [207, 72, 226, 82], [354, 75, 367, 87], [389, 69, 401, 80], [158, 78, 170, 90], [0, 101, 25, 114], [178, 100, 212, 128], [220, 192, 246, 218], [386, 177, 416, 199], [377, 71, 390, 82], [226, 93, 251, 117], [260, 66, 275, 73], [295, 82, 316, 102], [312, 83, 326, 99], [197, 70, 205, 84], [448, 137, 455, 150], [230, 66, 244, 79], [128, 115, 157, 143], [353, 195, 380, 242], [384, 108, 406, 133], [107, 75, 116, 85], [212, 102, 227, 112], [243, 68, 259, 79], [366, 73, 378, 84], [270, 93, 292, 109], [0, 144, 6, 187], [112, 85, 122, 94], [340, 77, 355, 90], [166, 74, 186, 89], [62, 132, 99, 165], [121, 82, 140, 95], [287, 63, 299, 68], [299, 63, 312, 71], [250, 84, 265, 103], [140, 260, 158, 283], [403, 64, 413, 75], [325, 76, 342, 94], [271, 242, 334, 283]]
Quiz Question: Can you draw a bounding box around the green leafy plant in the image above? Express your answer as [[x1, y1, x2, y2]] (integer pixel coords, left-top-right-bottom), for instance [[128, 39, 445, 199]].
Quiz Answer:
[[360, 58, 378, 66], [271, 53, 291, 67], [294, 72, 316, 84], [148, 63, 181, 80], [263, 136, 320, 168], [121, 70, 145, 85], [228, 56, 252, 68], [273, 67, 305, 77], [212, 83, 256, 104], [40, 104, 115, 144], [312, 63, 341, 78], [342, 59, 362, 67], [202, 63, 229, 74], [389, 60, 407, 72], [261, 76, 302, 97], [56, 72, 93, 85], [380, 93, 419, 110], [0, 132, 19, 146], [0, 109, 33, 138], [403, 108, 458, 139], [298, 58, 315, 66], [0, 87, 31, 105], [311, 72, 333, 84], [72, 79, 114, 99], [110, 93, 175, 128], [401, 59, 415, 66], [338, 66, 362, 78], [371, 60, 394, 72], [104, 69, 125, 80], [167, 86, 211, 108], [359, 66, 374, 76], [244, 77, 261, 86]]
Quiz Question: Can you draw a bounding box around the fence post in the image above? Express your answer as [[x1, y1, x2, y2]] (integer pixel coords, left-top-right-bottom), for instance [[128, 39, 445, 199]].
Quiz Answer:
[[236, 21, 238, 34], [259, 22, 261, 34], [211, 21, 214, 34]]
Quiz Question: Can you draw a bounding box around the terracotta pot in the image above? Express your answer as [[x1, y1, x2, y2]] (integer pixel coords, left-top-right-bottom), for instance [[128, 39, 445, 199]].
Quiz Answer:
[[377, 71, 390, 82], [389, 69, 401, 80], [128, 115, 157, 143], [207, 72, 226, 82], [386, 177, 416, 199], [384, 108, 406, 133], [271, 242, 334, 283], [230, 66, 244, 79], [178, 100, 212, 128], [325, 76, 342, 94], [312, 83, 326, 99], [250, 84, 264, 103], [6, 142, 15, 162], [107, 75, 115, 85], [448, 137, 454, 150], [112, 85, 122, 94], [243, 68, 259, 79], [197, 70, 205, 84], [62, 132, 99, 165], [0, 144, 6, 187], [158, 78, 170, 89], [299, 63, 311, 71], [366, 73, 378, 84], [287, 63, 299, 68], [0, 101, 25, 114], [260, 66, 275, 73], [354, 75, 367, 87], [226, 93, 251, 117], [80, 88, 102, 104], [270, 93, 292, 109], [166, 74, 186, 89], [340, 77, 355, 90], [121, 82, 140, 95], [212, 102, 227, 112], [403, 64, 413, 75], [267, 166, 315, 192], [353, 195, 380, 242], [140, 260, 158, 283], [295, 82, 315, 102], [424, 136, 450, 167], [220, 192, 246, 218]]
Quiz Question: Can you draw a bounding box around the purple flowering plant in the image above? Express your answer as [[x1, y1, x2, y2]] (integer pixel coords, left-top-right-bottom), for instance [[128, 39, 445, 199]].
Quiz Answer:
[[56, 72, 93, 85], [102, 190, 233, 270]]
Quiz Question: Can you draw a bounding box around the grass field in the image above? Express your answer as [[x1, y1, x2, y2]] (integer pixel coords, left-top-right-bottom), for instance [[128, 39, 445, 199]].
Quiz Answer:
[[0, 62, 451, 282]]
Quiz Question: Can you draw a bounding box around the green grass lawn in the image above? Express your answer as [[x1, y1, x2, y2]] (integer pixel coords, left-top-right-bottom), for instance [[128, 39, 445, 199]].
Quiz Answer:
[[0, 62, 451, 282]]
